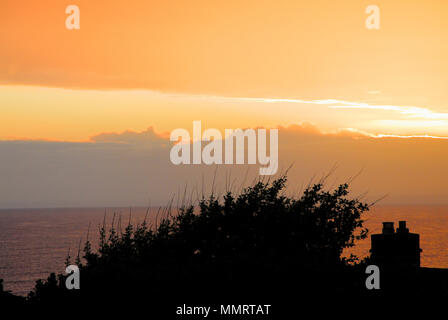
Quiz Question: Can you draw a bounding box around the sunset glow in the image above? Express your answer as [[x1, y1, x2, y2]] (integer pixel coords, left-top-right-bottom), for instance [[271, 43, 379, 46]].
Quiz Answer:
[[1, 0, 448, 208], [3, 0, 448, 309], [1, 0, 447, 142], [2, 85, 448, 141]]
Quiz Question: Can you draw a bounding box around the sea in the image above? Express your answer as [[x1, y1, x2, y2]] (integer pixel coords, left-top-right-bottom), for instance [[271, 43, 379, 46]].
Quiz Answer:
[[0, 205, 447, 296]]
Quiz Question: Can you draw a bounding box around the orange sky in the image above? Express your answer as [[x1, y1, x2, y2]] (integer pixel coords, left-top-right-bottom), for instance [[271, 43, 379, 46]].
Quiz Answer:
[[1, 1, 448, 207], [0, 0, 447, 141]]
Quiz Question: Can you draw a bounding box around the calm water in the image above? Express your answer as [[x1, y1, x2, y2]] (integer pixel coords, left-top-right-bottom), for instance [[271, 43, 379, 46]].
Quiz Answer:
[[0, 207, 160, 296], [0, 205, 447, 296]]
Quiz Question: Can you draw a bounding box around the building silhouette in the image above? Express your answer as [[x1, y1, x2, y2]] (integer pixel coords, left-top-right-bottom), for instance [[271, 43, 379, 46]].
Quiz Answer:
[[370, 221, 421, 269]]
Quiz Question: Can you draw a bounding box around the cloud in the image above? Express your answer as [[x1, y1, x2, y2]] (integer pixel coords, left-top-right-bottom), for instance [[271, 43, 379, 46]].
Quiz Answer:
[[219, 95, 448, 122], [1, 124, 448, 208], [156, 92, 448, 126], [329, 103, 448, 120], [90, 127, 170, 148], [335, 128, 448, 140]]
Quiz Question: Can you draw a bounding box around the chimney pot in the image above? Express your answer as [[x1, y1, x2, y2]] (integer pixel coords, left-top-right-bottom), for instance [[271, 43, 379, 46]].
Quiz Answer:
[[382, 222, 395, 234], [397, 220, 409, 233]]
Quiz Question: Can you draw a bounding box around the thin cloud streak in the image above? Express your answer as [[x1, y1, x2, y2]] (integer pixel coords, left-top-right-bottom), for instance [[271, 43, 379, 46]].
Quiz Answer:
[[342, 128, 448, 140], [175, 93, 448, 121], [329, 104, 448, 120]]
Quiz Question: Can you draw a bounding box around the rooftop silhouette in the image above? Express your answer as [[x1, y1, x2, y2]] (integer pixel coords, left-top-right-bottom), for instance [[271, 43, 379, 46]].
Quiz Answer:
[[370, 221, 422, 269]]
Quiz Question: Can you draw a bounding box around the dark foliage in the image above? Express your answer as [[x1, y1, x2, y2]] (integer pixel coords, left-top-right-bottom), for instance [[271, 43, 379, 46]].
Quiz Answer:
[[4, 176, 376, 313], [4, 176, 448, 315], [27, 177, 369, 306], [0, 279, 25, 308]]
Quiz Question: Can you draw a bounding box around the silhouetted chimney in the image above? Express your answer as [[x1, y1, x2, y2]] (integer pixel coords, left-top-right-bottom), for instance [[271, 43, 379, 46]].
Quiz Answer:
[[397, 221, 409, 234], [382, 222, 395, 234], [371, 221, 421, 269]]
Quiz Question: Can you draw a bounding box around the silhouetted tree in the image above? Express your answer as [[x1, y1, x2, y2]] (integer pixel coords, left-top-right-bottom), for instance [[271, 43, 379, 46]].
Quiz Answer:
[[24, 176, 371, 310]]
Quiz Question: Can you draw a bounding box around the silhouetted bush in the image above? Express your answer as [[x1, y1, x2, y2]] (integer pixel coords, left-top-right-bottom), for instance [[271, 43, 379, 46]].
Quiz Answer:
[[0, 278, 25, 308], [23, 176, 371, 310]]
